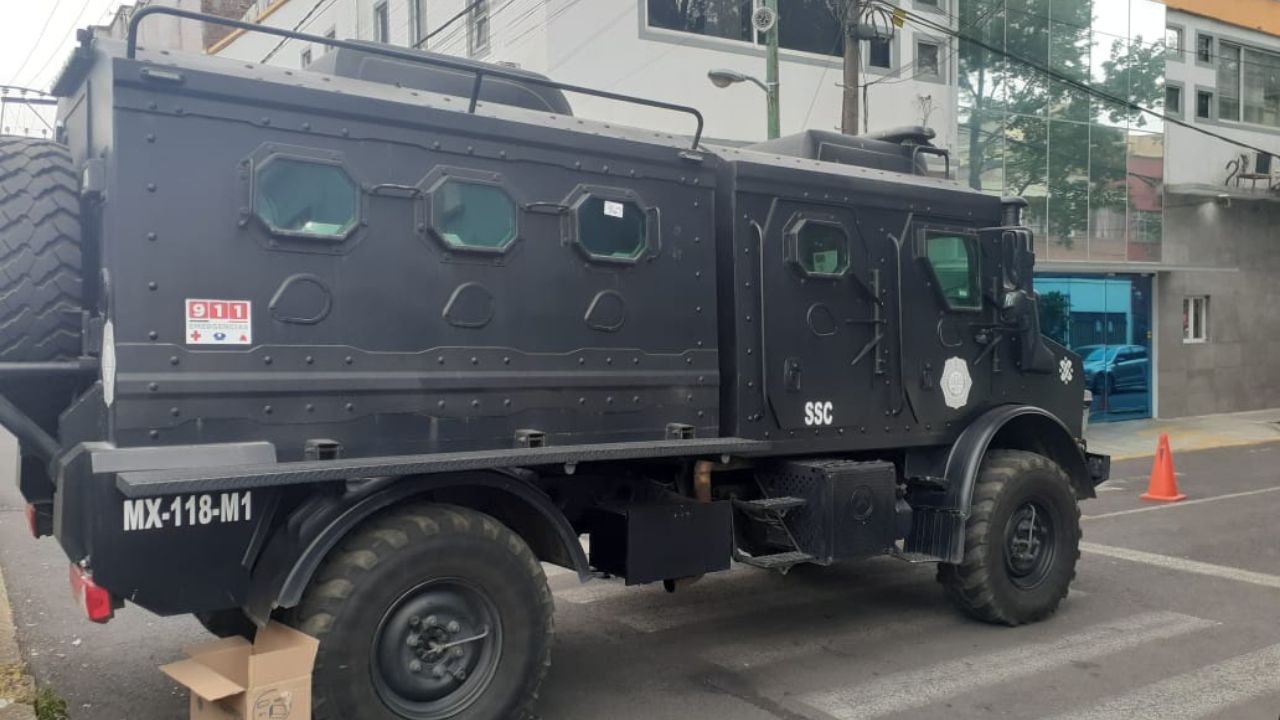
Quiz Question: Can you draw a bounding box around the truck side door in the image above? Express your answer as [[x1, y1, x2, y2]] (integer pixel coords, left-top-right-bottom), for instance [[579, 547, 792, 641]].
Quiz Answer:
[[757, 199, 900, 434], [901, 221, 999, 427]]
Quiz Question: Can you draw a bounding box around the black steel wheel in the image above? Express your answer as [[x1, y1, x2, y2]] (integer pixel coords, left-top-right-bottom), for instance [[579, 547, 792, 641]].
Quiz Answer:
[[291, 504, 553, 720], [938, 449, 1080, 626], [371, 578, 503, 718]]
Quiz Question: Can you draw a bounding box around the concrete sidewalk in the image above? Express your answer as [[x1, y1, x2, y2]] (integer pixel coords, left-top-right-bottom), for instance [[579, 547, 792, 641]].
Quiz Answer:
[[0, 563, 34, 720], [1087, 408, 1280, 460]]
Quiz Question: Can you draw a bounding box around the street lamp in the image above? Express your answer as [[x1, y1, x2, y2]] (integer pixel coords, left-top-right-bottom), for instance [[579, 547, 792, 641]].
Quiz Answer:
[[706, 69, 780, 139]]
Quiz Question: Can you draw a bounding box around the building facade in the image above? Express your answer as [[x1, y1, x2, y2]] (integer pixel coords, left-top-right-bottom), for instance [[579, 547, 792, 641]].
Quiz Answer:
[[210, 0, 1280, 420]]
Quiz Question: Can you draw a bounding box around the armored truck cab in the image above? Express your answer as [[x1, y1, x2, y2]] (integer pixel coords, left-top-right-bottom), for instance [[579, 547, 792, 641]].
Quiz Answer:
[[0, 9, 1107, 719]]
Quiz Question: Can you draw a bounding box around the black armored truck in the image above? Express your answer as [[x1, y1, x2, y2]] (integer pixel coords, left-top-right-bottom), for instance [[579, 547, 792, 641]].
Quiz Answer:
[[0, 9, 1108, 719]]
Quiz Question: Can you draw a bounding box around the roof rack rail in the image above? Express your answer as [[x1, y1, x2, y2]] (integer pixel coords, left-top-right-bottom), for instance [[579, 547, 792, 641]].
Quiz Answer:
[[125, 6, 705, 149]]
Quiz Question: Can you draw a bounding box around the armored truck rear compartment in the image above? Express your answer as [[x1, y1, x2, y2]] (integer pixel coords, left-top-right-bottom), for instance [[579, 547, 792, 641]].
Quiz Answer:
[[82, 46, 722, 463]]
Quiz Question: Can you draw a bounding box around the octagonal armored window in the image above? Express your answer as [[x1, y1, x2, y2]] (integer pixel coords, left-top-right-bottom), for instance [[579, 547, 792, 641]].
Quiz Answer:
[[789, 219, 850, 277], [253, 157, 359, 240], [577, 197, 647, 261], [431, 179, 518, 252]]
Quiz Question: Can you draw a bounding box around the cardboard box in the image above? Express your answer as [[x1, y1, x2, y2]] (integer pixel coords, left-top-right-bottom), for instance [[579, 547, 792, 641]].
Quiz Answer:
[[161, 622, 319, 720]]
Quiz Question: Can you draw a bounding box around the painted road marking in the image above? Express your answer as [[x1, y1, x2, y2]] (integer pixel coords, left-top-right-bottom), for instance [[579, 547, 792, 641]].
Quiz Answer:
[[614, 572, 928, 633], [1047, 641, 1280, 720], [1084, 485, 1280, 521], [1081, 542, 1280, 590], [798, 612, 1215, 720], [702, 613, 951, 669]]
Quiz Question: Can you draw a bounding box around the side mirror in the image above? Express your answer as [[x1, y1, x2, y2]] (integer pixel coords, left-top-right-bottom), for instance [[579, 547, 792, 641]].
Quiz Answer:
[[1002, 289, 1056, 374]]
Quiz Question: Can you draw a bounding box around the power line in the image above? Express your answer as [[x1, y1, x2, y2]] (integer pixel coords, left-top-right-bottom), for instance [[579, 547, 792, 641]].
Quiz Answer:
[[22, 0, 107, 89], [882, 2, 1279, 159], [415, 0, 483, 49], [260, 0, 343, 63], [9, 0, 68, 85]]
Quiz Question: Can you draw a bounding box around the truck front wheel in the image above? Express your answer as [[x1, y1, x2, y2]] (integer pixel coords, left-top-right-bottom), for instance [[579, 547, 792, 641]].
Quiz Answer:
[[291, 504, 554, 720], [937, 449, 1081, 626]]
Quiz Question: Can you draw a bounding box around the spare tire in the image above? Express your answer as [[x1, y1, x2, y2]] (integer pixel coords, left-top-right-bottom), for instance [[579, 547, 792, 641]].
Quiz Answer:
[[0, 137, 82, 361]]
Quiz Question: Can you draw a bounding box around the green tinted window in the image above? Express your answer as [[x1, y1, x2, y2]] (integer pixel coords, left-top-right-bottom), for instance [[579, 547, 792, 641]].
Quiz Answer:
[[796, 221, 849, 276], [254, 159, 358, 238], [926, 233, 980, 309], [578, 197, 646, 260], [434, 180, 517, 250]]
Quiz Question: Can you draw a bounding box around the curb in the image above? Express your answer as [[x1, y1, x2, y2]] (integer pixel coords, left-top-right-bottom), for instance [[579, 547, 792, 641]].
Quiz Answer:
[[0, 562, 35, 720]]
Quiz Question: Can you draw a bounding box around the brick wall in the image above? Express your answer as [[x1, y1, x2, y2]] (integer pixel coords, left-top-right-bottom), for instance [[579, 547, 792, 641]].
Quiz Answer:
[[201, 0, 254, 49]]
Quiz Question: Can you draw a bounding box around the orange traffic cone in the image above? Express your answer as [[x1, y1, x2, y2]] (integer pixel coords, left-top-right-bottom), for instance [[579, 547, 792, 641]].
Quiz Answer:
[[1140, 433, 1186, 502]]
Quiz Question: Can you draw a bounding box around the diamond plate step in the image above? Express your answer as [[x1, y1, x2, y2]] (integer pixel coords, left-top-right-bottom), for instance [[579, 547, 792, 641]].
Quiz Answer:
[[732, 496, 807, 513], [734, 550, 815, 569]]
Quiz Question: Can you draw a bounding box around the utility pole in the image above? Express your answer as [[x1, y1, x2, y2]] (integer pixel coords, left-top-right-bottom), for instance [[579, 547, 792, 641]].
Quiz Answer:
[[764, 0, 780, 139], [841, 0, 861, 135]]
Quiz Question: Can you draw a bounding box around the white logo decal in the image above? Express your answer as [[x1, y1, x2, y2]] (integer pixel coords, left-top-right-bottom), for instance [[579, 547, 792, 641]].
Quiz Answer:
[[941, 357, 973, 410], [1059, 357, 1074, 384], [804, 401, 834, 426]]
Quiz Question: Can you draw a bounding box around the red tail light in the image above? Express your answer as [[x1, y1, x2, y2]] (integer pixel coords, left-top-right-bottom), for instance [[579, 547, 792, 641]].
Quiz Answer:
[[68, 564, 115, 623]]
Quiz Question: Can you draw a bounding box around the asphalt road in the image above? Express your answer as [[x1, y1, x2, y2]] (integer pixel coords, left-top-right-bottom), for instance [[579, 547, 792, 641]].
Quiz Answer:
[[1, 437, 1279, 719]]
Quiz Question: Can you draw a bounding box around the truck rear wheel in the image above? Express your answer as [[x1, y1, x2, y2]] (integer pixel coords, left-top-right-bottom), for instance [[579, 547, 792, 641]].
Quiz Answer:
[[0, 137, 82, 362], [291, 504, 554, 720], [938, 449, 1080, 626]]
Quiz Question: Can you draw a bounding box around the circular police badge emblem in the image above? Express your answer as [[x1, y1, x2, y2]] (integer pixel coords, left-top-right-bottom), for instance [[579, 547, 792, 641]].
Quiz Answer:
[[941, 356, 972, 410]]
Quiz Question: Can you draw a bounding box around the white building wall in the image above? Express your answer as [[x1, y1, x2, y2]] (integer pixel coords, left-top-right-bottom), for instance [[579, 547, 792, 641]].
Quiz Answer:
[[1164, 10, 1280, 188], [213, 0, 956, 145], [107, 0, 206, 52]]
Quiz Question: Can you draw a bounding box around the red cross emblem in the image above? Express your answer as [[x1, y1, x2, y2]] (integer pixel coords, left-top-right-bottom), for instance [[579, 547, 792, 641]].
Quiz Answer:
[[190, 330, 202, 342]]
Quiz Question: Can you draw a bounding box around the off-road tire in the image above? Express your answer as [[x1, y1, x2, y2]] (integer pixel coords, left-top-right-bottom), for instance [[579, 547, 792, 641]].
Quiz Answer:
[[291, 504, 554, 720], [0, 137, 82, 361], [938, 450, 1081, 626]]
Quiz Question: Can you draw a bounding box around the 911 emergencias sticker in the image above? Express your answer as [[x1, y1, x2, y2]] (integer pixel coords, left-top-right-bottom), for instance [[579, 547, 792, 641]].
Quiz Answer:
[[186, 299, 251, 345]]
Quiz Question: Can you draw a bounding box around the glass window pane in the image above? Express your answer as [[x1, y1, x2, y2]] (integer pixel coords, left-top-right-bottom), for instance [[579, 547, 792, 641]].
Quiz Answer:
[[647, 0, 752, 43], [578, 198, 646, 260], [254, 159, 358, 238], [958, 0, 1005, 110], [374, 2, 388, 43], [795, 222, 849, 276], [1196, 90, 1212, 118], [1165, 27, 1182, 55], [869, 38, 892, 69], [1089, 24, 1129, 128], [918, 42, 941, 78], [1004, 114, 1049, 254], [957, 107, 1006, 192], [778, 0, 843, 56], [1220, 42, 1242, 121], [1242, 47, 1280, 127], [1089, 125, 1127, 261], [1048, 0, 1091, 122], [1126, 131, 1163, 261], [1165, 85, 1181, 114], [435, 181, 517, 250], [1196, 33, 1213, 63], [1006, 0, 1050, 117], [926, 234, 980, 309], [1046, 119, 1089, 260]]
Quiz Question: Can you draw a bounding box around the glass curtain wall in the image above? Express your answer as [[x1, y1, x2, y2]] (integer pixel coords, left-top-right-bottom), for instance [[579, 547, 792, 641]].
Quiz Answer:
[[1037, 275, 1153, 421], [955, 0, 1166, 262]]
